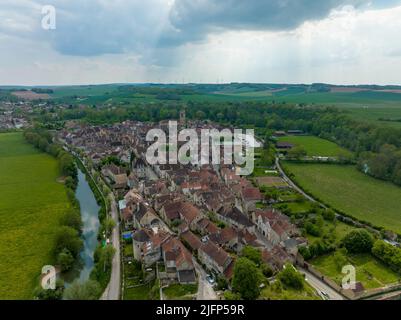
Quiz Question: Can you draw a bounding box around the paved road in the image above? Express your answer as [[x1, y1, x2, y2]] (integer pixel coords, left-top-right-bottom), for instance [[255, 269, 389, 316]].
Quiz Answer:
[[275, 157, 323, 206], [101, 194, 121, 300], [298, 267, 344, 300], [193, 258, 218, 300]]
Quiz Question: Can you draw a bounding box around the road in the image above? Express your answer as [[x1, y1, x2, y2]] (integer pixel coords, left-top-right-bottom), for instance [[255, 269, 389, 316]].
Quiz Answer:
[[193, 258, 218, 300], [275, 157, 323, 206], [298, 267, 344, 300], [101, 194, 121, 300]]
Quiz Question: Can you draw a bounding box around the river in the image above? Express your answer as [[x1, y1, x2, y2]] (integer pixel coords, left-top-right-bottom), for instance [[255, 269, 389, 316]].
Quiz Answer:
[[65, 168, 100, 284]]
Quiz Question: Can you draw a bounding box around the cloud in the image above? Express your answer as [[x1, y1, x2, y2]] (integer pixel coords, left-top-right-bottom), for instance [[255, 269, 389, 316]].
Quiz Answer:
[[1, 0, 400, 58], [161, 0, 400, 46]]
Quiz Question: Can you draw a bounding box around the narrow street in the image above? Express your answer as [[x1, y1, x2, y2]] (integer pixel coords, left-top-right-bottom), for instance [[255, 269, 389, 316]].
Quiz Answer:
[[193, 258, 218, 300], [101, 194, 121, 300]]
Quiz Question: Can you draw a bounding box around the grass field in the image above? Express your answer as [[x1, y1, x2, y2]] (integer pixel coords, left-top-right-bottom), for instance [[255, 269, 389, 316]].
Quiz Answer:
[[0, 132, 71, 299], [260, 282, 320, 300], [162, 284, 198, 300], [283, 163, 401, 233], [311, 253, 400, 290], [278, 135, 352, 157], [343, 106, 401, 128]]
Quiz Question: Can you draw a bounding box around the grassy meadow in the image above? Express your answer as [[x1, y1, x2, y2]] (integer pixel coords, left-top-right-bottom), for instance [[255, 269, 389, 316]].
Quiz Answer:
[[311, 253, 400, 290], [283, 163, 401, 233], [0, 132, 71, 299], [277, 135, 353, 157]]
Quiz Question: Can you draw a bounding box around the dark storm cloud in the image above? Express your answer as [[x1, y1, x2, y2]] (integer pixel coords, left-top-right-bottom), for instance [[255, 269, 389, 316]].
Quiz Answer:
[[161, 0, 400, 46]]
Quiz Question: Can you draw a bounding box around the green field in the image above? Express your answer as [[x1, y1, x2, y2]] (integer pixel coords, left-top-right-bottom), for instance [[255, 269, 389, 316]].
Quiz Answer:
[[343, 106, 401, 128], [278, 135, 352, 157], [162, 284, 198, 300], [311, 253, 400, 290], [0, 132, 71, 299], [283, 163, 401, 233]]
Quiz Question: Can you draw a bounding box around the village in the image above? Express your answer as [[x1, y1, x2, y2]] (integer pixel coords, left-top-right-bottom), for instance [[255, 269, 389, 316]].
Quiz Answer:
[[57, 113, 309, 300]]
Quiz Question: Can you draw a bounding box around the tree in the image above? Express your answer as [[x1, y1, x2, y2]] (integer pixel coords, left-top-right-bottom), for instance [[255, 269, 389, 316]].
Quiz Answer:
[[216, 276, 229, 291], [305, 222, 321, 237], [232, 258, 260, 300], [102, 217, 116, 237], [34, 279, 64, 300], [322, 209, 336, 221], [342, 229, 374, 254], [278, 264, 304, 290], [63, 280, 101, 300], [60, 210, 82, 233], [57, 248, 75, 272], [94, 245, 116, 272], [54, 226, 83, 257], [241, 246, 262, 266]]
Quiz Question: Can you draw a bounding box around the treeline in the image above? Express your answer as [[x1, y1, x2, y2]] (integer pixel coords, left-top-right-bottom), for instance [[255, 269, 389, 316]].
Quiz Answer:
[[372, 240, 401, 273], [75, 159, 115, 295], [23, 129, 85, 299], [23, 128, 77, 184], [31, 88, 54, 94]]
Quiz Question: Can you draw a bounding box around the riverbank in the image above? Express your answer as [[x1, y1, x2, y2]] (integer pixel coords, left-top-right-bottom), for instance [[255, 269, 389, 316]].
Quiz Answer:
[[63, 168, 101, 285], [73, 155, 117, 299]]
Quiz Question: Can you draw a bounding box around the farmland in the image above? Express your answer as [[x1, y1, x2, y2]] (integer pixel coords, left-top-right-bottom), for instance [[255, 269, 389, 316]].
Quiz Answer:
[[277, 135, 353, 157], [282, 163, 401, 234], [0, 132, 71, 299]]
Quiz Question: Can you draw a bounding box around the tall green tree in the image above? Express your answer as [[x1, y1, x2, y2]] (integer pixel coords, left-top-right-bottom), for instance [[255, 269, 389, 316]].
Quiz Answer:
[[232, 258, 260, 300]]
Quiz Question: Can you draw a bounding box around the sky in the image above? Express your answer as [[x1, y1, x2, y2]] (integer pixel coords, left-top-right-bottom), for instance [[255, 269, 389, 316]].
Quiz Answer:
[[1, 0, 401, 85]]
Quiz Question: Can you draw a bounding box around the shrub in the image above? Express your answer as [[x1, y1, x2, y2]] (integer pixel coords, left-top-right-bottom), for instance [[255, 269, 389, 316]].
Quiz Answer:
[[278, 264, 304, 290], [342, 229, 374, 254]]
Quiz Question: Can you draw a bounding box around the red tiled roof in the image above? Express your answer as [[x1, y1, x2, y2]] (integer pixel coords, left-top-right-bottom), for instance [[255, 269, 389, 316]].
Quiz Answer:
[[181, 230, 202, 251]]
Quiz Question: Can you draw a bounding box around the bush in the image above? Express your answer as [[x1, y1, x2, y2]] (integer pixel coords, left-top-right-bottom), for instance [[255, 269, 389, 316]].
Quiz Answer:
[[241, 246, 262, 266], [216, 276, 229, 291], [57, 249, 75, 272], [372, 240, 401, 273], [63, 280, 102, 300], [54, 226, 83, 258], [322, 209, 336, 221], [224, 291, 241, 300], [305, 222, 321, 237], [278, 264, 304, 290], [342, 229, 374, 254], [34, 279, 65, 300], [60, 210, 83, 233]]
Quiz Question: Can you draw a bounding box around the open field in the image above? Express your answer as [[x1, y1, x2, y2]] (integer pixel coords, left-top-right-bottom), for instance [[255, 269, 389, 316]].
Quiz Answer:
[[163, 284, 198, 300], [277, 135, 353, 157], [311, 253, 400, 290], [283, 163, 401, 233], [343, 106, 401, 128], [0, 132, 70, 299], [11, 91, 50, 100], [260, 281, 320, 300]]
